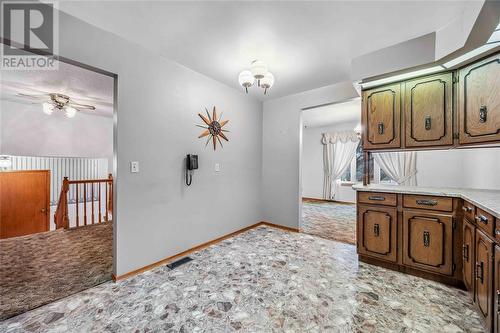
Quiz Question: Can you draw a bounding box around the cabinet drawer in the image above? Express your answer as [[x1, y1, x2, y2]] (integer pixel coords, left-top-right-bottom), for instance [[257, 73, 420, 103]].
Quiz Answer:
[[357, 204, 397, 263], [403, 194, 452, 212], [462, 201, 475, 223], [475, 207, 495, 238], [358, 192, 396, 206]]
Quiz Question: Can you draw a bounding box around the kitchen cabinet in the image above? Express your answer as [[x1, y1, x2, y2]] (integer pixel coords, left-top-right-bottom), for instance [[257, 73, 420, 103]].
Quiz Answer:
[[475, 228, 493, 332], [463, 219, 475, 295]]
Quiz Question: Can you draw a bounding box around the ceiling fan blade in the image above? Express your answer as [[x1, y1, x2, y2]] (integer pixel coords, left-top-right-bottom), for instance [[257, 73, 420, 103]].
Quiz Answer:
[[68, 102, 95, 110], [16, 93, 51, 100]]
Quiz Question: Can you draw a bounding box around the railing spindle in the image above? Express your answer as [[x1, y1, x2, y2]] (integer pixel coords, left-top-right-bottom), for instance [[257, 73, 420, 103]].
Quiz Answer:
[[76, 183, 79, 227], [98, 182, 102, 224], [91, 182, 95, 224], [105, 180, 109, 222], [84, 183, 87, 225]]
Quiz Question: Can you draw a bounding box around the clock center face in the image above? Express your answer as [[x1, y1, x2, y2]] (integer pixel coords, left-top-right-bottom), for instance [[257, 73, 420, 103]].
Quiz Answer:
[[209, 121, 221, 135]]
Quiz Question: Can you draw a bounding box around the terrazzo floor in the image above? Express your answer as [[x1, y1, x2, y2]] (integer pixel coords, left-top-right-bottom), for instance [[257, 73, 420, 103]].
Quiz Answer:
[[0, 226, 485, 333], [301, 199, 357, 244]]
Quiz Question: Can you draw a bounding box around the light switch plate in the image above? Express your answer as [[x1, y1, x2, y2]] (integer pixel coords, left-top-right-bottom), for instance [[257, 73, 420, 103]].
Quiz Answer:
[[130, 161, 140, 173], [215, 163, 220, 172]]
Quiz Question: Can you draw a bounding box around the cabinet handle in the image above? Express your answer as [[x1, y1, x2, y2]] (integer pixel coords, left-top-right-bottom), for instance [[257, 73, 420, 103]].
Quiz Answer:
[[416, 199, 438, 206], [423, 231, 430, 247], [368, 196, 386, 201], [496, 229, 500, 236], [497, 290, 500, 310], [462, 206, 472, 213], [374, 223, 380, 237], [476, 262, 484, 283], [479, 105, 487, 123], [425, 116, 432, 130], [475, 215, 488, 225], [462, 244, 469, 261], [377, 122, 384, 135]]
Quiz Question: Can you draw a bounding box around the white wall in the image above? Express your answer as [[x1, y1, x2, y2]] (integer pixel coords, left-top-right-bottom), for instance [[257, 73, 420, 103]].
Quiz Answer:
[[301, 121, 358, 202], [262, 82, 359, 229], [0, 101, 113, 170], [27, 10, 265, 276]]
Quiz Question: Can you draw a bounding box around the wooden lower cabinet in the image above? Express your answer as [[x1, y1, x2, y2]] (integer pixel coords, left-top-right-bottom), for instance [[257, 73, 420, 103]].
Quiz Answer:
[[495, 246, 500, 333], [475, 229, 494, 332], [463, 219, 476, 296], [357, 204, 397, 263], [402, 210, 454, 276]]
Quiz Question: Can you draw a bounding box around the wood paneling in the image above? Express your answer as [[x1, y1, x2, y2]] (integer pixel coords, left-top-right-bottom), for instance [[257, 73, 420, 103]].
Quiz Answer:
[[357, 204, 397, 262], [459, 53, 500, 144], [475, 229, 493, 331], [463, 219, 475, 295], [402, 210, 453, 275], [404, 73, 453, 147], [0, 170, 50, 239], [403, 194, 453, 212], [362, 84, 401, 149], [495, 245, 500, 333], [357, 191, 397, 206]]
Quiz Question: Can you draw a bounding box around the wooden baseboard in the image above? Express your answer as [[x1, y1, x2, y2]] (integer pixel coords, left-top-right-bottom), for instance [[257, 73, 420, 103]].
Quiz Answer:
[[302, 197, 355, 205], [112, 221, 298, 281]]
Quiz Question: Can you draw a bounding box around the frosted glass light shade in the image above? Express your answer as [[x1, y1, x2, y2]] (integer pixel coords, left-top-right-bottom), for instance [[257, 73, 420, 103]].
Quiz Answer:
[[260, 72, 274, 88], [250, 60, 267, 79], [65, 106, 77, 118], [238, 70, 254, 87], [42, 102, 54, 115]]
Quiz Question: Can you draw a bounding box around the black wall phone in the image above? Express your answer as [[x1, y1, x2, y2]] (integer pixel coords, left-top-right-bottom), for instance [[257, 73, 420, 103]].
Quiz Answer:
[[186, 154, 198, 186]]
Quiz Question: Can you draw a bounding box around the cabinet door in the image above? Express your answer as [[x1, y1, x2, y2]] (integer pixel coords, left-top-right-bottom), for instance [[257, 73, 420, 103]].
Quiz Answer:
[[362, 84, 401, 150], [357, 204, 397, 262], [402, 210, 453, 275], [463, 219, 475, 295], [458, 53, 500, 144], [404, 73, 453, 147], [494, 245, 500, 333], [475, 229, 493, 331]]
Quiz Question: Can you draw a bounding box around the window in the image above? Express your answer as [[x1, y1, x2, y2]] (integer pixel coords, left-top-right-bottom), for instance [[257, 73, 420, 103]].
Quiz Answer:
[[339, 142, 393, 184]]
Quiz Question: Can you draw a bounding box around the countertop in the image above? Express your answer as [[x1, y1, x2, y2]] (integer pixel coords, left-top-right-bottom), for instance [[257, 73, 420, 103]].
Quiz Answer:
[[352, 184, 500, 220]]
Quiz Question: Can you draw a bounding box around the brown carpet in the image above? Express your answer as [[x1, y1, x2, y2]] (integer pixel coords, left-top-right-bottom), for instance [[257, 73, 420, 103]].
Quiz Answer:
[[301, 199, 356, 245], [0, 222, 112, 320]]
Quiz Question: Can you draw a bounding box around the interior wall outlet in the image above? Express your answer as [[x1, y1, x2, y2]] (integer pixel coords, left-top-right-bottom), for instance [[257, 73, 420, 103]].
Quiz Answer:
[[214, 163, 221, 172], [130, 161, 140, 173]]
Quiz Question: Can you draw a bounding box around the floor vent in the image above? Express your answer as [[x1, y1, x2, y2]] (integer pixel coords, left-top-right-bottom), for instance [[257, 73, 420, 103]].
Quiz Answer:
[[167, 256, 193, 270]]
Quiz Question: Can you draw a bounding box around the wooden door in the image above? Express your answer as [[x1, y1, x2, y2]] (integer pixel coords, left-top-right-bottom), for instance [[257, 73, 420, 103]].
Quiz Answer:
[[463, 219, 475, 295], [362, 83, 401, 150], [0, 170, 50, 239], [402, 210, 453, 275], [475, 229, 493, 331], [357, 204, 397, 262], [458, 53, 500, 144], [494, 245, 500, 333], [404, 73, 453, 147]]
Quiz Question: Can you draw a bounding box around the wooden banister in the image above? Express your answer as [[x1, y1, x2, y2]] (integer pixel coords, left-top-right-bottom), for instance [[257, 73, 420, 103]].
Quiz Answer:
[[54, 174, 113, 229]]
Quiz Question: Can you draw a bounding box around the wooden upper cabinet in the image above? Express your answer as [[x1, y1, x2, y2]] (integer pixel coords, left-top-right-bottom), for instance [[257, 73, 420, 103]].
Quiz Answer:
[[362, 84, 401, 150], [475, 229, 493, 331], [404, 73, 454, 147], [357, 204, 397, 263], [402, 210, 453, 276], [458, 53, 500, 144]]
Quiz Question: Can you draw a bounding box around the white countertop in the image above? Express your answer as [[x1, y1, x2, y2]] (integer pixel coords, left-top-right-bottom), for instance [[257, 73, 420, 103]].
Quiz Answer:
[[352, 184, 500, 219]]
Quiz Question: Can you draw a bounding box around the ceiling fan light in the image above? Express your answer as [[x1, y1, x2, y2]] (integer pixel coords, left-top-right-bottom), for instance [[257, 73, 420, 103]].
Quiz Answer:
[[250, 60, 267, 80], [260, 72, 274, 94], [65, 106, 77, 118], [42, 102, 54, 115], [238, 70, 255, 93]]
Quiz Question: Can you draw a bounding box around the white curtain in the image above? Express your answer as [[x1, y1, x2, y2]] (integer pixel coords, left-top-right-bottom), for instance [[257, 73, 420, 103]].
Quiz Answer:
[[322, 131, 359, 200], [373, 151, 418, 186]]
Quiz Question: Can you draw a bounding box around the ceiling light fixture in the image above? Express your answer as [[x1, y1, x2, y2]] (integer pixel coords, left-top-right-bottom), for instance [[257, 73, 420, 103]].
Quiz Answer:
[[42, 102, 54, 115], [239, 60, 275, 95], [17, 92, 96, 118]]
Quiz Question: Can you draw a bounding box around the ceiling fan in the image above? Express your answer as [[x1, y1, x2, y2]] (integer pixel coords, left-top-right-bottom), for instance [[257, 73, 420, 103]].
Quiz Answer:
[[16, 92, 96, 118]]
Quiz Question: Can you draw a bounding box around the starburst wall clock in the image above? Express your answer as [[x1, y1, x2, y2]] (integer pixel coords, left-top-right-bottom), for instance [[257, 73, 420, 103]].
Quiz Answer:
[[197, 106, 229, 150]]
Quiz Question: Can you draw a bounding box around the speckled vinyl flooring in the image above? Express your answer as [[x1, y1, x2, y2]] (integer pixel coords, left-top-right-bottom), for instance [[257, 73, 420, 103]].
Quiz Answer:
[[0, 226, 485, 333], [301, 199, 357, 245]]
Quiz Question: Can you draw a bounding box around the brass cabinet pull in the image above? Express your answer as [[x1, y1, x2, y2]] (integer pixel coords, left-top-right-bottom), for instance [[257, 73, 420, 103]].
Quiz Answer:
[[462, 244, 469, 261], [368, 196, 386, 201], [416, 199, 438, 206], [479, 105, 488, 123], [475, 215, 488, 225], [423, 231, 430, 247], [377, 122, 384, 135], [476, 262, 484, 283], [462, 206, 472, 213], [425, 116, 432, 130], [374, 223, 380, 237]]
